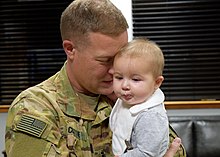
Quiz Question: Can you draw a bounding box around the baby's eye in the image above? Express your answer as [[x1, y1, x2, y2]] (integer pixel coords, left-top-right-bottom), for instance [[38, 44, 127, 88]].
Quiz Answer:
[[132, 78, 141, 82], [114, 75, 123, 80]]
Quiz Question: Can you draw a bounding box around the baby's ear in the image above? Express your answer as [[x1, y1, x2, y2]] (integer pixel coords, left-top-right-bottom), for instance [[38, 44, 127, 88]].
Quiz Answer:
[[155, 76, 164, 89], [63, 40, 76, 60]]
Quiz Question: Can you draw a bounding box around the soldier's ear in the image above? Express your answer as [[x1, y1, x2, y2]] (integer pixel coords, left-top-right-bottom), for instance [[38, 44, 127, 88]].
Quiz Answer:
[[63, 40, 76, 60]]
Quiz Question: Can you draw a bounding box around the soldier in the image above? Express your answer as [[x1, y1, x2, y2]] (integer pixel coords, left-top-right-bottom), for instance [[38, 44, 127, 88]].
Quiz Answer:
[[5, 0, 185, 157]]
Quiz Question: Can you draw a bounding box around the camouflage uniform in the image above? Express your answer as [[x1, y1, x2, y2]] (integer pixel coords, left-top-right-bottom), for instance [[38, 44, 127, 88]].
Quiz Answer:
[[5, 63, 114, 157], [5, 62, 186, 157]]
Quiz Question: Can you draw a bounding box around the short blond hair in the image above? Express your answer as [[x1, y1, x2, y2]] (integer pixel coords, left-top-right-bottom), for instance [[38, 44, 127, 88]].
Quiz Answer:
[[60, 0, 128, 47], [115, 38, 164, 78]]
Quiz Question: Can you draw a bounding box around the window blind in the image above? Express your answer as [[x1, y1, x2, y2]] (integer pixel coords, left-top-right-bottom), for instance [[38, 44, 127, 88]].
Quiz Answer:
[[1, 0, 220, 105], [0, 1, 72, 105], [132, 0, 220, 101]]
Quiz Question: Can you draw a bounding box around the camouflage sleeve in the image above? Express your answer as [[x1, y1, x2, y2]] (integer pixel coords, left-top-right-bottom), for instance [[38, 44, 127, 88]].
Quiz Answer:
[[169, 124, 187, 157], [5, 96, 62, 157]]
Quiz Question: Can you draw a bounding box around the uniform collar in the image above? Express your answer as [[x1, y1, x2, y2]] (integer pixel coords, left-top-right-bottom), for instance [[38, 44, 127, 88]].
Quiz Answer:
[[55, 62, 112, 122]]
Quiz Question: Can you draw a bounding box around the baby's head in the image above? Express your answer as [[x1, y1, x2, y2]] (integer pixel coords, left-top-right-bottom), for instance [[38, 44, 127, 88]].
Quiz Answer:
[[113, 38, 164, 105], [114, 38, 164, 78]]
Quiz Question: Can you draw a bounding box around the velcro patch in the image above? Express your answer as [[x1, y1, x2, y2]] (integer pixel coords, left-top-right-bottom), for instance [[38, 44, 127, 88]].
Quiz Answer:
[[16, 115, 47, 137]]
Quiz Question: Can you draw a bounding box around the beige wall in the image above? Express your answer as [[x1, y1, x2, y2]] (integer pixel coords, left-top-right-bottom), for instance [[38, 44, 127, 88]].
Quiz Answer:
[[0, 113, 7, 157]]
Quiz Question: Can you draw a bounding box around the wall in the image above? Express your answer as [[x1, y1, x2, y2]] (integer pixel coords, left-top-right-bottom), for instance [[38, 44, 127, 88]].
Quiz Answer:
[[110, 0, 133, 41], [0, 113, 7, 157]]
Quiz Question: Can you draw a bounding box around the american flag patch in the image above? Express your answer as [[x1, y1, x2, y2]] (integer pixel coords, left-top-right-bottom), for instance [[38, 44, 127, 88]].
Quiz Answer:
[[16, 115, 47, 137]]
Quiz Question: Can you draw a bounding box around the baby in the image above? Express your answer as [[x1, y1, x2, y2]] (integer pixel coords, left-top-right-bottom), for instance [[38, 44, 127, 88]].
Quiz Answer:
[[110, 38, 169, 157]]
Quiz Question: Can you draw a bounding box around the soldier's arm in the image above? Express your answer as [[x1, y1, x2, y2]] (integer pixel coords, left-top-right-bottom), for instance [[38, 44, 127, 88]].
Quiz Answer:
[[164, 124, 187, 157], [5, 100, 61, 157]]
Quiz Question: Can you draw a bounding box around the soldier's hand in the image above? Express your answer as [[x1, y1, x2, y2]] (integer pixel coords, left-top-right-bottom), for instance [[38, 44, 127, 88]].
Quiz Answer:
[[164, 137, 182, 157]]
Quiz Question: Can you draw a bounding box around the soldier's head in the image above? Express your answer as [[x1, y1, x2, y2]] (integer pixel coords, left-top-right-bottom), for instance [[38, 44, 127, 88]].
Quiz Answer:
[[61, 0, 128, 96], [60, 0, 128, 49]]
